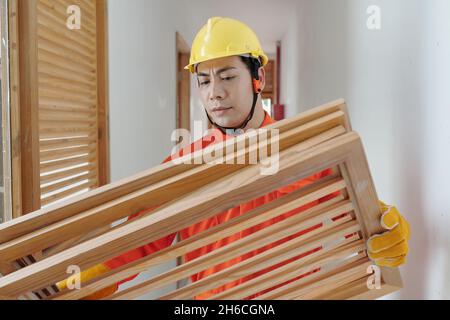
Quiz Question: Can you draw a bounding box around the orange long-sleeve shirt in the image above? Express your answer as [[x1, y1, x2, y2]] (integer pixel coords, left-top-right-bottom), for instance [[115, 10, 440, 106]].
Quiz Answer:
[[104, 112, 341, 299]]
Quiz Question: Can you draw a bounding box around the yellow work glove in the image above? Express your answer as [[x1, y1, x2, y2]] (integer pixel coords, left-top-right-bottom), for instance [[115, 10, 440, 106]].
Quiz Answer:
[[367, 201, 410, 267], [56, 263, 118, 300]]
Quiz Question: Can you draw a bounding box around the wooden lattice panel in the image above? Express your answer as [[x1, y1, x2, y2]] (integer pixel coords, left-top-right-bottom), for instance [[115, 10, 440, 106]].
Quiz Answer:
[[0, 100, 402, 300]]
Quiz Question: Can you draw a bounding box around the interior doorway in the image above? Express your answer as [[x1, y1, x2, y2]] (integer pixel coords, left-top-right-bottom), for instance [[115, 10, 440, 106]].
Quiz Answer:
[[176, 32, 191, 133]]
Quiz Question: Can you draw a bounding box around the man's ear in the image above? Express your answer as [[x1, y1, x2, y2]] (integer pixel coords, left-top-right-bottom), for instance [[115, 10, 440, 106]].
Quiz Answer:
[[258, 67, 266, 92]]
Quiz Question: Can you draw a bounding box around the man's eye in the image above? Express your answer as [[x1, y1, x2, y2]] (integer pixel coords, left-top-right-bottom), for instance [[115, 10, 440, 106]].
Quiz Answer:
[[222, 76, 236, 81], [199, 80, 210, 86]]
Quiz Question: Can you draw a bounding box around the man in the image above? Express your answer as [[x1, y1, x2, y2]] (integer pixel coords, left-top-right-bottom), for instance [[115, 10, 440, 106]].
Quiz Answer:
[[58, 17, 410, 299]]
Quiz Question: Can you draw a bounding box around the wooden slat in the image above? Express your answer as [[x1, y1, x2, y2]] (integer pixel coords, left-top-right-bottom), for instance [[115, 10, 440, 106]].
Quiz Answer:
[[42, 225, 111, 259], [313, 276, 370, 300], [18, 0, 42, 214], [56, 0, 97, 33], [41, 171, 97, 195], [40, 145, 96, 162], [38, 0, 97, 43], [39, 120, 96, 130], [80, 0, 96, 11], [39, 74, 97, 96], [40, 154, 96, 173], [38, 0, 97, 54], [39, 102, 97, 114], [40, 163, 96, 185], [0, 261, 16, 276], [39, 83, 97, 104], [39, 102, 97, 116], [37, 7, 96, 56], [39, 86, 96, 106], [41, 179, 97, 206], [38, 50, 96, 81], [39, 115, 97, 124], [37, 37, 96, 71], [40, 136, 96, 149], [39, 128, 96, 140], [38, 60, 96, 86]]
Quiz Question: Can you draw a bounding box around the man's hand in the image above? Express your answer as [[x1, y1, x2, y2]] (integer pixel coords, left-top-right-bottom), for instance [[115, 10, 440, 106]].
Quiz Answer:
[[367, 201, 410, 267]]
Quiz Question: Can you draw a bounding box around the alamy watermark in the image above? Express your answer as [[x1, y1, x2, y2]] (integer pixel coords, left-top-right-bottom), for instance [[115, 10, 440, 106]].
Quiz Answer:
[[65, 264, 82, 290], [66, 5, 81, 30], [367, 5, 381, 30], [367, 264, 382, 290], [170, 121, 280, 175]]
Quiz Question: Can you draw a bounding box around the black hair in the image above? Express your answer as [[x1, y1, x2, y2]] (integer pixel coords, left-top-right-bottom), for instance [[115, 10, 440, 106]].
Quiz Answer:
[[195, 56, 262, 81], [239, 56, 262, 80]]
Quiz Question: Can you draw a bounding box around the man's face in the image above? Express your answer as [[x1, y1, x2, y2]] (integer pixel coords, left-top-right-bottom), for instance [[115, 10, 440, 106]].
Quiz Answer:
[[196, 56, 264, 128]]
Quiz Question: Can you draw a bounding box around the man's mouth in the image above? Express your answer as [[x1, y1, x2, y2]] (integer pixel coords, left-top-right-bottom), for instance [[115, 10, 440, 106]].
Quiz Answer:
[[211, 106, 232, 115]]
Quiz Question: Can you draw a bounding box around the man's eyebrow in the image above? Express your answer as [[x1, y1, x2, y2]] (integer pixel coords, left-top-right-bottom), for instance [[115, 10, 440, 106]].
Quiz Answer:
[[197, 66, 237, 77]]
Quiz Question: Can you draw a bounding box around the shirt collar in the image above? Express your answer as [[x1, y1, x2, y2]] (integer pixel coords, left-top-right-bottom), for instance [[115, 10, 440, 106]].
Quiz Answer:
[[223, 111, 275, 138]]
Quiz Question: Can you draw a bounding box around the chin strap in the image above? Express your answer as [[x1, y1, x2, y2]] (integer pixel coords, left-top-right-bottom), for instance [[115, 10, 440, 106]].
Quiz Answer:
[[205, 92, 259, 135], [204, 58, 262, 135]]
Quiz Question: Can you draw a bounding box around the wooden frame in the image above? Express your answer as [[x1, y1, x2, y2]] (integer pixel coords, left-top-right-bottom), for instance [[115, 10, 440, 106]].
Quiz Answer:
[[17, 0, 41, 215], [1, 0, 14, 223], [0, 99, 402, 299], [8, 0, 22, 220]]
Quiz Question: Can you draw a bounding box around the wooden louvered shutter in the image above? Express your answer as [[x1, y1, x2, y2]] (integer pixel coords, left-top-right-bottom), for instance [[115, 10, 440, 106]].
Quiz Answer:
[[15, 0, 109, 215]]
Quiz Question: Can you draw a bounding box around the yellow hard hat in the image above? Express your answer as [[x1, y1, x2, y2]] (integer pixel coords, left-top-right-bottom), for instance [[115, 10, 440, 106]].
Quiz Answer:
[[185, 17, 269, 73]]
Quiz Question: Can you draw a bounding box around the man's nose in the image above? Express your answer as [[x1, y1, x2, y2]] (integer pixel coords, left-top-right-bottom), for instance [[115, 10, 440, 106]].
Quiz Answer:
[[209, 79, 225, 101]]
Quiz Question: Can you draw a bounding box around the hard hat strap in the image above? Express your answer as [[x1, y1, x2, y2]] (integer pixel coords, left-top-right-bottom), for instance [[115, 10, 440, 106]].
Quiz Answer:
[[205, 92, 258, 135]]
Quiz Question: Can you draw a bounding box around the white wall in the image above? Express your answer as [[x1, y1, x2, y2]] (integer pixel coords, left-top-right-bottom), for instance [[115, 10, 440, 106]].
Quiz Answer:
[[279, 6, 300, 118], [292, 0, 450, 299], [107, 0, 191, 299]]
